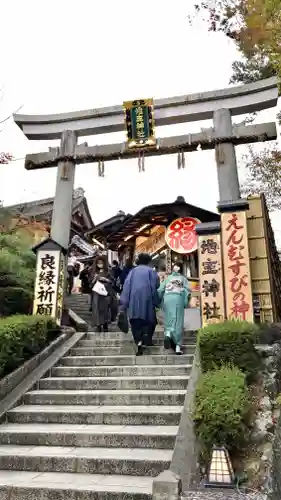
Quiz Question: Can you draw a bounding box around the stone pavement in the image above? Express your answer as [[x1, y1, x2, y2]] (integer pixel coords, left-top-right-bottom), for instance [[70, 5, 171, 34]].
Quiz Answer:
[[0, 326, 196, 499]]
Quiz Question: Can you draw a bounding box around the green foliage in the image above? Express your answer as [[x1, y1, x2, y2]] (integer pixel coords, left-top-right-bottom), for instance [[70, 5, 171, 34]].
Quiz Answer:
[[194, 366, 251, 457], [0, 288, 33, 316], [0, 233, 36, 287], [0, 315, 58, 378], [190, 1, 281, 210], [258, 324, 281, 345], [191, 0, 281, 82], [198, 320, 262, 376], [230, 53, 276, 84], [0, 232, 36, 316], [241, 146, 281, 211]]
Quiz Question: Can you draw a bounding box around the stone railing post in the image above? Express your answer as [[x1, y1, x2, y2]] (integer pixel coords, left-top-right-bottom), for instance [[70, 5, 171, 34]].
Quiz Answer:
[[152, 470, 182, 500]]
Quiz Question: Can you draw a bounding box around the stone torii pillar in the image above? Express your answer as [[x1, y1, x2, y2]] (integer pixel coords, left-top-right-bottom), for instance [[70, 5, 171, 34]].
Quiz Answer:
[[51, 130, 77, 249], [214, 109, 240, 202]]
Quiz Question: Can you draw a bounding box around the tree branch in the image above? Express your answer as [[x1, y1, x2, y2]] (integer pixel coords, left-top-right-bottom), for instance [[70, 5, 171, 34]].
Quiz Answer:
[[0, 105, 23, 126]]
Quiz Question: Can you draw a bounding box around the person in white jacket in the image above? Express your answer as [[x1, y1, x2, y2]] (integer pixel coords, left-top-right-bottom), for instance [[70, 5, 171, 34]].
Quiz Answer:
[[67, 251, 77, 294]]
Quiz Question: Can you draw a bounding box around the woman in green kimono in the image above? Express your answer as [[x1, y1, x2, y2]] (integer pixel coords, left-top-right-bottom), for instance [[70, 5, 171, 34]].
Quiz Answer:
[[158, 263, 190, 355]]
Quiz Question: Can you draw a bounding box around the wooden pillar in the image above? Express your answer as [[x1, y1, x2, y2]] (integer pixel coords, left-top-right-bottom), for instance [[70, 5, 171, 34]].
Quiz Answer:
[[218, 199, 254, 322], [196, 221, 226, 327]]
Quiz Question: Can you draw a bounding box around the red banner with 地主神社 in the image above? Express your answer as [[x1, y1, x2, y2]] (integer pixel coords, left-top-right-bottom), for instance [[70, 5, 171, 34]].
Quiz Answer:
[[221, 211, 254, 322], [165, 217, 201, 254]]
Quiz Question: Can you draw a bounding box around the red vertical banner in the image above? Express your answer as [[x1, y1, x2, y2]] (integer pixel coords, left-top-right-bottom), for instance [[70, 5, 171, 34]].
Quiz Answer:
[[221, 211, 254, 322]]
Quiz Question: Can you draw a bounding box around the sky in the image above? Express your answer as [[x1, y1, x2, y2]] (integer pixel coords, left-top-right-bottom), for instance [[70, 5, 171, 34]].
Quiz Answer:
[[0, 0, 280, 245]]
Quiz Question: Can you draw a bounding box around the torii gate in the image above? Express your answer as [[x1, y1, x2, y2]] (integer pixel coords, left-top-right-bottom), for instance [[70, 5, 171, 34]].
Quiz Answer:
[[13, 77, 278, 250], [13, 78, 278, 324]]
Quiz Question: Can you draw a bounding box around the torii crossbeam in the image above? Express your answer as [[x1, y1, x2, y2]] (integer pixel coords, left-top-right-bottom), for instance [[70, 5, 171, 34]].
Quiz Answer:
[[13, 77, 278, 250]]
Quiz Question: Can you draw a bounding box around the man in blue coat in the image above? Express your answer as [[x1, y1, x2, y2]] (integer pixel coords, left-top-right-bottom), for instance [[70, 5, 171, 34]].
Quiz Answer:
[[119, 253, 160, 355]]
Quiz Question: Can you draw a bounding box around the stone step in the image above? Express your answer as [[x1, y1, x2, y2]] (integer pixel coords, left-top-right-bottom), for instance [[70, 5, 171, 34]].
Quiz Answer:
[[0, 424, 177, 449], [84, 326, 194, 334], [8, 404, 183, 425], [39, 375, 190, 391], [70, 345, 196, 356], [67, 305, 90, 309], [74, 312, 94, 319], [85, 331, 195, 341], [60, 354, 194, 366], [67, 301, 90, 306], [0, 470, 153, 499], [24, 389, 186, 406], [66, 295, 89, 301], [51, 364, 192, 378], [79, 338, 195, 347], [0, 445, 172, 477], [67, 299, 89, 303]]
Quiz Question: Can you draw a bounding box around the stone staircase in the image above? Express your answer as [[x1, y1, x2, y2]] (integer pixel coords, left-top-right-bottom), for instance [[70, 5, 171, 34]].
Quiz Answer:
[[0, 327, 196, 499], [66, 293, 94, 326]]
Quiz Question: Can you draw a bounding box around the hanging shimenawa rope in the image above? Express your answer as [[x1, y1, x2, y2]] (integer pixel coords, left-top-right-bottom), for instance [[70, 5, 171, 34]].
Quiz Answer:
[[181, 150, 185, 168], [177, 151, 181, 169], [177, 150, 186, 170], [98, 159, 105, 177], [25, 132, 270, 170], [138, 151, 145, 172]]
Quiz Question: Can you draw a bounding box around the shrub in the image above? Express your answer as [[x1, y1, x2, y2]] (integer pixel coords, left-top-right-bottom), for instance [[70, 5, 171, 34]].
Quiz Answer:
[[0, 231, 36, 316], [194, 366, 251, 458], [0, 315, 58, 377], [198, 320, 262, 377], [257, 323, 281, 345], [0, 287, 33, 317]]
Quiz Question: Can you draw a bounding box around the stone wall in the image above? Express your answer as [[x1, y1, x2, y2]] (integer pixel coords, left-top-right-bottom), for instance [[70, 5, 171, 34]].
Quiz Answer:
[[271, 418, 281, 500], [269, 341, 281, 500], [251, 343, 281, 498], [170, 345, 201, 491], [183, 490, 266, 500]]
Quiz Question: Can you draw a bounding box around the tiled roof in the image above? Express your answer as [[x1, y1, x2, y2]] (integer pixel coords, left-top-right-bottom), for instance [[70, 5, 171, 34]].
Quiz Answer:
[[70, 235, 97, 256], [4, 188, 94, 228]]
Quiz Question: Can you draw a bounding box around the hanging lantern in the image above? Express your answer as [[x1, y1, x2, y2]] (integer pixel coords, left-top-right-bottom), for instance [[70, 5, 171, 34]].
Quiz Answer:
[[205, 446, 235, 489]]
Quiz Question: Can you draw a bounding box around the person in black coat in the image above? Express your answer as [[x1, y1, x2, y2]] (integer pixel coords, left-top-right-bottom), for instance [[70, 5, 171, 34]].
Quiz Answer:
[[111, 260, 122, 293], [89, 256, 117, 332], [120, 258, 134, 288], [79, 264, 91, 294]]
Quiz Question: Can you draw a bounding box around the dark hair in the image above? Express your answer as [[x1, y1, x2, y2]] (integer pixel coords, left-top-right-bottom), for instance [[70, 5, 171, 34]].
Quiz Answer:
[[159, 264, 166, 272], [137, 253, 152, 266], [90, 254, 109, 275], [173, 261, 183, 273], [112, 260, 119, 266]]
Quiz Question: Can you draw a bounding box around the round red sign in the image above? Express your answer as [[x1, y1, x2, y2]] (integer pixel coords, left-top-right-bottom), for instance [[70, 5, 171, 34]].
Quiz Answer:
[[165, 217, 200, 254]]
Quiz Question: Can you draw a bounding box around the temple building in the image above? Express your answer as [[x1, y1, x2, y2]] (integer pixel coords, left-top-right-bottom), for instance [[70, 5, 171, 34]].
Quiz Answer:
[[88, 196, 220, 310], [90, 196, 218, 266], [86, 210, 132, 264], [2, 187, 96, 257], [87, 194, 281, 325]]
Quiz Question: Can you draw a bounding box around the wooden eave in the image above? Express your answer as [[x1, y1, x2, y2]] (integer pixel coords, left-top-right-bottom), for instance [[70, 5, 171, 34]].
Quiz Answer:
[[106, 200, 220, 249], [86, 213, 132, 241]]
